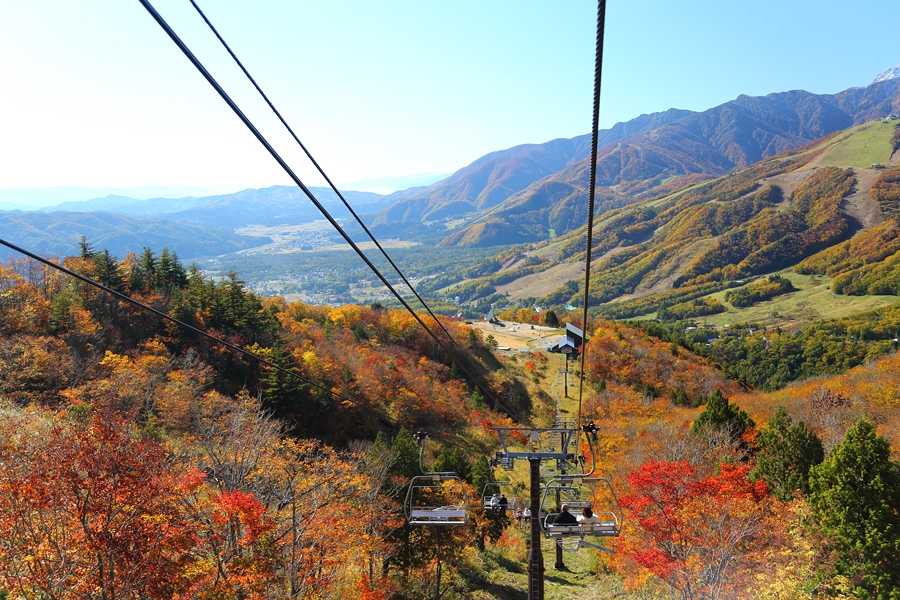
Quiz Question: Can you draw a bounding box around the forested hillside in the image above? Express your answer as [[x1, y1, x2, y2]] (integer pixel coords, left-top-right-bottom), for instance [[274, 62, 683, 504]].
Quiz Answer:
[[0, 244, 537, 598], [429, 120, 900, 325], [2, 241, 900, 599]]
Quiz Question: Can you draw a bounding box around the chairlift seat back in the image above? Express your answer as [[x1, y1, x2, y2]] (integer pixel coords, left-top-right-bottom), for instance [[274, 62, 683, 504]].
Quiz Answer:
[[409, 507, 468, 525], [546, 522, 620, 537]]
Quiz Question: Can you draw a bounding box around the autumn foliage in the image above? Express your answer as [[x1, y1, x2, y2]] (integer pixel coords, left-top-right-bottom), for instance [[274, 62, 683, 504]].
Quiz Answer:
[[3, 239, 900, 599], [619, 462, 774, 599], [0, 249, 514, 599]]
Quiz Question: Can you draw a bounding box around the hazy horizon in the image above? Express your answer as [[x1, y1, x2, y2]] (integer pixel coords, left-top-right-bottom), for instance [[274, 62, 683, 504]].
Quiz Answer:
[[2, 0, 897, 193]]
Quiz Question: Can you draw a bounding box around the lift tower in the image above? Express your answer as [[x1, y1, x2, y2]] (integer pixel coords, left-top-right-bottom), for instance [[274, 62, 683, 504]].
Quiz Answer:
[[492, 426, 581, 600]]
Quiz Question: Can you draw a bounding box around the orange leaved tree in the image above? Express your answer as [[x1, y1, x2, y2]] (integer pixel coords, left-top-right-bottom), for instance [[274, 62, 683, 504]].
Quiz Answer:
[[619, 461, 775, 600], [0, 411, 197, 599]]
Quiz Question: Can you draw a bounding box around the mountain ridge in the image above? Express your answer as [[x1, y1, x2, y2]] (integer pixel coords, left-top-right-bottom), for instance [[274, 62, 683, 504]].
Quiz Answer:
[[435, 79, 900, 248]]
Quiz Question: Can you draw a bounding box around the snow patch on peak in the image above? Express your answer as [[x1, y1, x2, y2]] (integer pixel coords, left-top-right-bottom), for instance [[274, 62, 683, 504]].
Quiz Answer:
[[873, 64, 900, 84]]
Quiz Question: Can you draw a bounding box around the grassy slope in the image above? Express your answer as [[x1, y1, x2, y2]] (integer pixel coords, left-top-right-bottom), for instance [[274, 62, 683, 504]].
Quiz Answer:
[[470, 537, 626, 600], [627, 271, 900, 328], [818, 121, 897, 167], [699, 271, 900, 328]]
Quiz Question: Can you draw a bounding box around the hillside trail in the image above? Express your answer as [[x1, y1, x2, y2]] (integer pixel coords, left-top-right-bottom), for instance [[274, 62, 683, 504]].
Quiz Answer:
[[842, 167, 885, 229], [470, 349, 626, 600], [462, 319, 628, 598]]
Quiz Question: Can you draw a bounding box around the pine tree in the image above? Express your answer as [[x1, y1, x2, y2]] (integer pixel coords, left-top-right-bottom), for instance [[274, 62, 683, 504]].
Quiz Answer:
[[93, 249, 125, 292], [262, 343, 305, 418], [692, 388, 755, 442], [752, 405, 823, 501], [389, 431, 421, 484], [77, 235, 96, 259], [138, 247, 157, 291], [808, 419, 900, 599], [433, 447, 471, 483], [471, 455, 491, 500], [543, 310, 559, 328]]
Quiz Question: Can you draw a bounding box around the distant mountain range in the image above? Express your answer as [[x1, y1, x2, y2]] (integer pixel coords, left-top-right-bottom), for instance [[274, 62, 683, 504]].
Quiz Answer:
[[371, 109, 693, 227], [1, 65, 899, 263], [0, 185, 225, 210], [0, 186, 394, 258], [0, 211, 267, 260], [408, 75, 900, 247]]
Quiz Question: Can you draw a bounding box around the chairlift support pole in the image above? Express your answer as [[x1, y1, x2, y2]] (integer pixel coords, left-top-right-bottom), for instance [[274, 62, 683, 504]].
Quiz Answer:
[[527, 457, 544, 600], [494, 426, 582, 600], [554, 428, 566, 570], [554, 486, 564, 570]]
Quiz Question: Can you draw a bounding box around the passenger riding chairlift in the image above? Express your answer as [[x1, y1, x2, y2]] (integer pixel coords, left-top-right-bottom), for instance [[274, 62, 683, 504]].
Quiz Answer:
[[489, 420, 623, 552], [404, 430, 470, 526], [481, 480, 515, 510], [540, 476, 622, 552], [539, 425, 623, 552]]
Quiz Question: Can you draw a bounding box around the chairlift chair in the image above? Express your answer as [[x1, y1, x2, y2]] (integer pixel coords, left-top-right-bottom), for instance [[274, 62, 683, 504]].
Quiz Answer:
[[540, 476, 622, 553], [404, 430, 470, 526], [481, 481, 515, 511], [405, 475, 469, 525]]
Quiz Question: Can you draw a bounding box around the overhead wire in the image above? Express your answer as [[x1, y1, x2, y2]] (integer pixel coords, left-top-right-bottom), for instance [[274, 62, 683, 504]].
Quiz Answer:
[[184, 0, 526, 421], [186, 0, 460, 348], [0, 236, 493, 459], [138, 0, 524, 422], [577, 0, 607, 425], [0, 236, 395, 423]]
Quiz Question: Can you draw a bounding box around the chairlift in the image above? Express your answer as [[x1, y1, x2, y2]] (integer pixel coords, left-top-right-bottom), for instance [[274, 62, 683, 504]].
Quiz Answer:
[[404, 430, 470, 526], [481, 481, 515, 511], [540, 476, 622, 553]]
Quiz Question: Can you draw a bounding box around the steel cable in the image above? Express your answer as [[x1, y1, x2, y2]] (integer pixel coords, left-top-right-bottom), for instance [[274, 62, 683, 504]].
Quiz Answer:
[[577, 0, 607, 425], [137, 0, 521, 420]]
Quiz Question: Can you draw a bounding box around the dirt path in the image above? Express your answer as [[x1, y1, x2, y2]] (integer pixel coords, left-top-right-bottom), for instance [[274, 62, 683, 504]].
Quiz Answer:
[[843, 167, 885, 229], [758, 168, 816, 203]]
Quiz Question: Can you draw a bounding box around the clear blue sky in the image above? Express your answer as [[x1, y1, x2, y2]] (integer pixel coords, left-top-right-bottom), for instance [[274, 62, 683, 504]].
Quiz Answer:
[[0, 0, 896, 193]]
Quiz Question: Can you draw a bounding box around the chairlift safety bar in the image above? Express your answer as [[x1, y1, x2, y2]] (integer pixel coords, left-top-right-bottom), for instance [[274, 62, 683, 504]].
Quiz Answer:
[[492, 427, 580, 461]]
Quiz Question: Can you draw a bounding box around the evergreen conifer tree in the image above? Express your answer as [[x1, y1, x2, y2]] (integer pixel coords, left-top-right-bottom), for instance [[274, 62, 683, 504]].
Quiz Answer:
[[808, 419, 900, 599], [543, 310, 559, 328], [433, 447, 471, 483], [692, 388, 755, 441], [752, 405, 823, 501], [471, 456, 491, 500], [262, 343, 305, 418], [93, 249, 125, 292], [389, 431, 422, 484]]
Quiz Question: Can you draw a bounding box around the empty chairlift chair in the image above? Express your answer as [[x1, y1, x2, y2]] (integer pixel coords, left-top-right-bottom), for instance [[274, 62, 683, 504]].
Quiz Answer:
[[404, 430, 470, 526]]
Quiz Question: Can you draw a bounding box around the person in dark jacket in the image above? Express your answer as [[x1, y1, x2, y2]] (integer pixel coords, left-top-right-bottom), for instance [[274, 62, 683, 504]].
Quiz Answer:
[[554, 504, 578, 524]]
